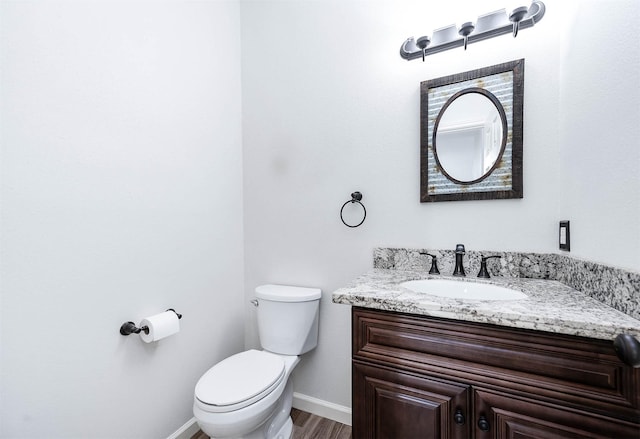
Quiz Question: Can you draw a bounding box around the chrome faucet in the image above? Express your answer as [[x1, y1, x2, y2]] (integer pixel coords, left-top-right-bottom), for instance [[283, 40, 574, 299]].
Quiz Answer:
[[453, 244, 466, 277]]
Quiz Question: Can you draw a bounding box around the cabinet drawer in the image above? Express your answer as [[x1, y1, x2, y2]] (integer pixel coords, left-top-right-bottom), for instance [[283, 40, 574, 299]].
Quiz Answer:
[[353, 307, 640, 422]]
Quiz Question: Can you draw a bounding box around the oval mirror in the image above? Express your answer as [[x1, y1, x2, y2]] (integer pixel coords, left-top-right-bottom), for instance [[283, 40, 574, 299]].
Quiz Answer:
[[433, 88, 507, 184]]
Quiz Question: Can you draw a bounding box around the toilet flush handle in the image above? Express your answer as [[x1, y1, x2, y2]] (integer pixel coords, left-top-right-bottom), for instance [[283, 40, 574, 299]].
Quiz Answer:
[[250, 299, 259, 307]]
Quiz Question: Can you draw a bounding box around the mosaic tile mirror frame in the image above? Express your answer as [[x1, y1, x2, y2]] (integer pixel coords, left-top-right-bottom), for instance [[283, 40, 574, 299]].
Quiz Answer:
[[420, 59, 524, 202]]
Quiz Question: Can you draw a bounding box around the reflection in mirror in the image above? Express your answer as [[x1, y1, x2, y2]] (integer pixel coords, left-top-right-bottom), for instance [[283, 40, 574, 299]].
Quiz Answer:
[[434, 90, 506, 183]]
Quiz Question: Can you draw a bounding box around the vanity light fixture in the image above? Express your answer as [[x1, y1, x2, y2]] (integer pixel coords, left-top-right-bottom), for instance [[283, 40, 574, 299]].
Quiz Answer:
[[458, 22, 475, 50], [400, 1, 545, 61], [416, 36, 431, 61], [509, 6, 530, 37]]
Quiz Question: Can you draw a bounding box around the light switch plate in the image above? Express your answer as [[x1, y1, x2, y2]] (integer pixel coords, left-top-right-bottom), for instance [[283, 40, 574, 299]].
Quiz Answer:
[[559, 221, 570, 251]]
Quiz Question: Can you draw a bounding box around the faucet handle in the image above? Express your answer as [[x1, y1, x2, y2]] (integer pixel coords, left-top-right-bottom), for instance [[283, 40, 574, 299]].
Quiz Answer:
[[419, 252, 440, 275], [478, 255, 502, 278], [427, 254, 440, 275], [481, 255, 502, 261]]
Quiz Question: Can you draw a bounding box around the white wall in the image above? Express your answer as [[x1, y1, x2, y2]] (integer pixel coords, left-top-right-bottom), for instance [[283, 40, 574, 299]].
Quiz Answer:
[[0, 2, 244, 438], [241, 0, 639, 411], [558, 0, 640, 270]]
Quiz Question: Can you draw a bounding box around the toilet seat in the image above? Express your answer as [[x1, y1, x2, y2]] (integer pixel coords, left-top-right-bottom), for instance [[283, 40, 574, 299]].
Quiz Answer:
[[195, 350, 285, 413]]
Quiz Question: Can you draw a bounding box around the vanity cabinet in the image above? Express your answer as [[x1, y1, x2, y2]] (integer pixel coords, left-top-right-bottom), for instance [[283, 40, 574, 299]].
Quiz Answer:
[[352, 307, 640, 439], [353, 361, 471, 439]]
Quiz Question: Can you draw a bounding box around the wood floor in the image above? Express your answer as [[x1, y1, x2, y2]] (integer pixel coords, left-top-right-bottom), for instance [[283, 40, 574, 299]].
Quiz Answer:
[[190, 408, 352, 439]]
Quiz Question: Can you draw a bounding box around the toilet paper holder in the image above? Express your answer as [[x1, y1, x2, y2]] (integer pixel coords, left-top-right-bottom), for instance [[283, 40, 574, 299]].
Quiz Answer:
[[119, 309, 182, 336]]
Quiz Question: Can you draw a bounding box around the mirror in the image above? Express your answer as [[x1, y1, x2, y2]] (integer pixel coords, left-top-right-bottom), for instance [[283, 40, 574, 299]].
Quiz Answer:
[[434, 89, 507, 183], [420, 59, 524, 202]]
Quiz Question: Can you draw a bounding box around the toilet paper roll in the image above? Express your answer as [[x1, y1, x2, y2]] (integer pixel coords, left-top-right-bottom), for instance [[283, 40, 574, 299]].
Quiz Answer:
[[140, 311, 180, 343]]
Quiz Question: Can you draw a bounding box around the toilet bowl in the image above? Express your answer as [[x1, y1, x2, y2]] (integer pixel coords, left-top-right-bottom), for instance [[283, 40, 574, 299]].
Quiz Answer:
[[193, 284, 321, 439], [194, 350, 299, 438]]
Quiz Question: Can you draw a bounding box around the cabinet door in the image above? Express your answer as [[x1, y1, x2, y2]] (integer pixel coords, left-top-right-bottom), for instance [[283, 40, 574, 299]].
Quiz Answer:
[[474, 388, 640, 439], [353, 361, 470, 439]]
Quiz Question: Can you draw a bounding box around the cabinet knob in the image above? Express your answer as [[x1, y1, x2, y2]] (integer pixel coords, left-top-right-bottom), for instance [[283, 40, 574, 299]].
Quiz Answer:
[[477, 415, 491, 432], [614, 333, 640, 367], [454, 408, 465, 425]]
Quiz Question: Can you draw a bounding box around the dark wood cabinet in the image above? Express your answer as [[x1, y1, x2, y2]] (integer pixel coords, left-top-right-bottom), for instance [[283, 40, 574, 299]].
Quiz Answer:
[[353, 361, 470, 439], [352, 307, 640, 439], [473, 388, 639, 439]]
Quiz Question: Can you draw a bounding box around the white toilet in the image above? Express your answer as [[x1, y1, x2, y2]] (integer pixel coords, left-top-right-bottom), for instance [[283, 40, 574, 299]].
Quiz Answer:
[[193, 284, 321, 439]]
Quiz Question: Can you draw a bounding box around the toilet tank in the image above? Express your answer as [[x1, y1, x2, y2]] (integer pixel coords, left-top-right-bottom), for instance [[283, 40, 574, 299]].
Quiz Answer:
[[254, 284, 321, 355]]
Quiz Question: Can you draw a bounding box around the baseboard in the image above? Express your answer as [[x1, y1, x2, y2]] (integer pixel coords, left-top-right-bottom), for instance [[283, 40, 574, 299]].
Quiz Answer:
[[167, 394, 352, 439], [167, 416, 199, 439], [292, 392, 352, 426]]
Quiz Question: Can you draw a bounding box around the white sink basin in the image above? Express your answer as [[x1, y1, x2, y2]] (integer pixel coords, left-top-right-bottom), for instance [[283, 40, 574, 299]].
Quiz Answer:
[[400, 279, 528, 301]]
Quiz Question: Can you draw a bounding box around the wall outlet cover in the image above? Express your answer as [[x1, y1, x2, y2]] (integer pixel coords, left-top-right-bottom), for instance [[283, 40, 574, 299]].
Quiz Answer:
[[559, 221, 570, 251]]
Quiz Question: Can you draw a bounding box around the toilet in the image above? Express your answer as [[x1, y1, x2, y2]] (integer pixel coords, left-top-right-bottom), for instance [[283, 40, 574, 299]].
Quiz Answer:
[[193, 284, 321, 439]]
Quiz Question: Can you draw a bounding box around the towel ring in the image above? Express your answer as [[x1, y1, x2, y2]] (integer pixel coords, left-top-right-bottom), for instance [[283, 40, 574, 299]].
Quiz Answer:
[[340, 192, 366, 228]]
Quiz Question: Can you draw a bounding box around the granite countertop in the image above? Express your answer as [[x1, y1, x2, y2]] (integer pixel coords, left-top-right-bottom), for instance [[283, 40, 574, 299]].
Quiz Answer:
[[332, 268, 640, 342]]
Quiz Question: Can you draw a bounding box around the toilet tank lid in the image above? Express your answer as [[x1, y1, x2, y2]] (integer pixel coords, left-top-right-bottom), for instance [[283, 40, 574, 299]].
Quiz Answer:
[[255, 284, 321, 302]]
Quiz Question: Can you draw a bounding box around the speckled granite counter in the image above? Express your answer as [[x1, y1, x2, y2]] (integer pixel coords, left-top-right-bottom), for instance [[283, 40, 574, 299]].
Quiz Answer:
[[374, 247, 640, 320], [332, 268, 640, 342]]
